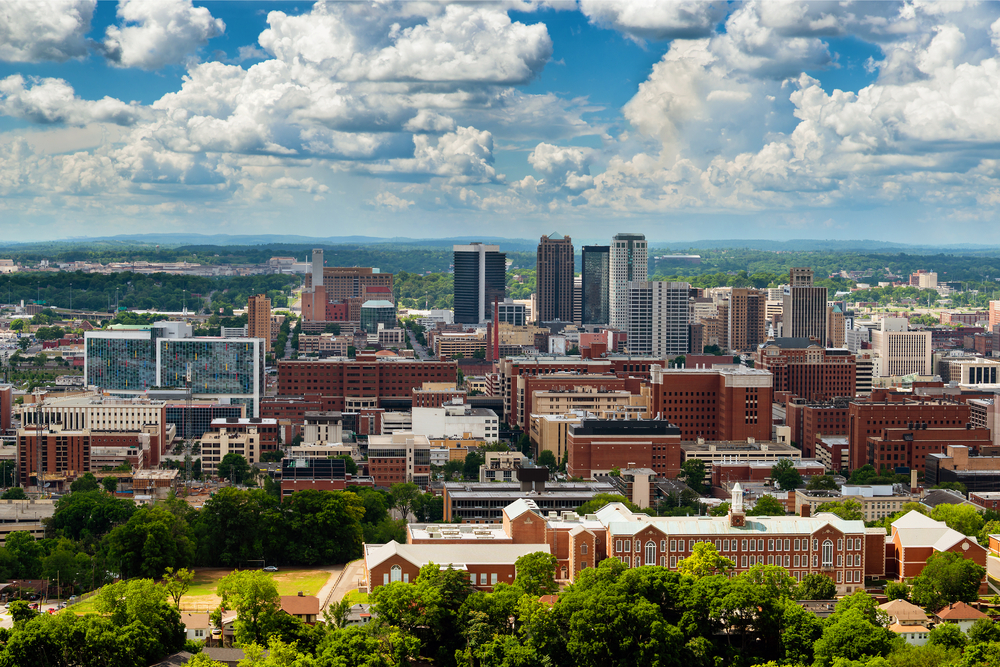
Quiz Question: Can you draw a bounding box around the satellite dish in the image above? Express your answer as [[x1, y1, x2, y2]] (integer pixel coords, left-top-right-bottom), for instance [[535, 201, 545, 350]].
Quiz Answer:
[[43, 483, 51, 488]]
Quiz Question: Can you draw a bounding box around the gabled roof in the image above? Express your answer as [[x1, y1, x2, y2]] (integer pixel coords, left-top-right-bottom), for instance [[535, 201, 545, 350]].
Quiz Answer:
[[281, 595, 320, 616], [181, 612, 211, 629], [504, 498, 541, 521], [879, 598, 929, 623], [888, 622, 930, 634], [891, 510, 981, 552], [364, 541, 550, 570], [936, 601, 987, 621]]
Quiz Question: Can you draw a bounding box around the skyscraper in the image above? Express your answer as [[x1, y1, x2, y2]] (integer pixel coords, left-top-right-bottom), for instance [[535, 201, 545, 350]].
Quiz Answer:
[[453, 243, 506, 324], [247, 293, 272, 350], [626, 281, 691, 356], [581, 245, 610, 325], [535, 233, 574, 323], [782, 267, 827, 343], [728, 288, 766, 353], [609, 234, 647, 330]]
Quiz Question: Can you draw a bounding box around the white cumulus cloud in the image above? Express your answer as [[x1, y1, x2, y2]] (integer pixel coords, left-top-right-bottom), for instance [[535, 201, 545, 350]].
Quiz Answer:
[[0, 0, 95, 62], [0, 75, 143, 126], [103, 0, 225, 70]]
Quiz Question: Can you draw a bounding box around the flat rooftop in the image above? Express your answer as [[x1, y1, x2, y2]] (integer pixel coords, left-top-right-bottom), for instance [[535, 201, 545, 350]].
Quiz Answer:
[[681, 441, 800, 453], [407, 524, 510, 541]]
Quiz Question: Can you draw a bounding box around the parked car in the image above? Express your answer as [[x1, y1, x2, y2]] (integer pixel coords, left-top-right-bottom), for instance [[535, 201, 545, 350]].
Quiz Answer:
[[263, 565, 278, 572]]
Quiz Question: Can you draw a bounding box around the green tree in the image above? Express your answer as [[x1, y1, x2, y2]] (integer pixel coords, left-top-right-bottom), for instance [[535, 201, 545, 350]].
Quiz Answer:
[[162, 567, 195, 608], [747, 494, 786, 516], [815, 497, 865, 521], [336, 454, 358, 475], [389, 482, 420, 521], [928, 622, 968, 650], [102, 476, 117, 494], [412, 493, 443, 523], [463, 450, 485, 480], [812, 607, 899, 667], [105, 505, 195, 579], [677, 542, 735, 578], [94, 577, 186, 664], [49, 489, 135, 542], [910, 551, 986, 609], [968, 616, 1000, 644], [930, 503, 985, 537], [281, 489, 365, 565], [884, 581, 910, 601], [678, 459, 706, 493], [217, 453, 250, 484], [5, 531, 44, 579], [1, 487, 26, 500], [575, 493, 644, 516], [709, 501, 730, 516], [217, 569, 282, 646], [513, 551, 558, 596], [70, 472, 100, 493], [536, 449, 557, 472], [771, 458, 803, 491], [795, 573, 837, 600]]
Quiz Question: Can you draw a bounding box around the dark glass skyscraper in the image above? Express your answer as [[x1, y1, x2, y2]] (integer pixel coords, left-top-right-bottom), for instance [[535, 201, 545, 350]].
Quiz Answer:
[[581, 245, 610, 325], [536, 232, 574, 323], [453, 243, 506, 324]]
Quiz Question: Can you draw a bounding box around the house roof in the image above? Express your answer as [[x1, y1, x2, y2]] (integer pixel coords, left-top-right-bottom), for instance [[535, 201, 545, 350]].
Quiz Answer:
[[891, 510, 982, 552], [503, 498, 541, 521], [180, 613, 211, 629], [888, 622, 930, 634], [150, 651, 192, 667], [879, 599, 929, 623], [920, 489, 975, 509], [281, 595, 320, 616], [364, 540, 550, 570], [936, 601, 987, 621]]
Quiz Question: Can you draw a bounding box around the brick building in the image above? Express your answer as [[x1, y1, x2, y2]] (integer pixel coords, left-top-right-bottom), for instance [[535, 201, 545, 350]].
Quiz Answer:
[[366, 432, 430, 487], [848, 396, 972, 469], [412, 388, 467, 408], [566, 419, 682, 479], [649, 366, 773, 442], [711, 459, 826, 487], [785, 399, 852, 458], [866, 425, 990, 474], [926, 445, 1000, 492], [754, 339, 856, 402], [886, 511, 987, 585]]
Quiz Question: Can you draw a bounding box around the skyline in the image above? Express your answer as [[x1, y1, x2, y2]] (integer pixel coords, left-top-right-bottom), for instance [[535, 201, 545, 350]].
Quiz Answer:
[[2, 1, 1000, 243]]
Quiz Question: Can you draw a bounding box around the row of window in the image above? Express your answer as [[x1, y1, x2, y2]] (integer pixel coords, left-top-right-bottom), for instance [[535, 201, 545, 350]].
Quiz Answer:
[[615, 536, 863, 557]]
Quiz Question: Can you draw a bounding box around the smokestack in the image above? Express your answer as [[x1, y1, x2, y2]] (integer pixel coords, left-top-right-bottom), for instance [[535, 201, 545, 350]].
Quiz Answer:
[[311, 248, 324, 291], [486, 321, 493, 363], [493, 297, 500, 361], [910, 469, 918, 494]]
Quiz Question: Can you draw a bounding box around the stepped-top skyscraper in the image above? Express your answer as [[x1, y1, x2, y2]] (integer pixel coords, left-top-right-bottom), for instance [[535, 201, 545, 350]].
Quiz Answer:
[[782, 267, 827, 343], [609, 233, 647, 330], [453, 243, 506, 324], [535, 233, 574, 323], [581, 245, 610, 325]]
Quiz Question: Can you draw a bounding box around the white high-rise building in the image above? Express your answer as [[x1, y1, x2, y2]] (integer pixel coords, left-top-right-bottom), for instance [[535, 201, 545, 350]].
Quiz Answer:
[[871, 317, 932, 377], [626, 281, 691, 356], [609, 233, 647, 330]]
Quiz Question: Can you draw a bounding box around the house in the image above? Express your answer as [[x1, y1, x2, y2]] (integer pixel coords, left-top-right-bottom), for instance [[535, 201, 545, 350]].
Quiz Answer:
[[280, 593, 320, 623], [879, 599, 930, 646], [150, 651, 192, 667], [935, 601, 988, 631], [180, 612, 211, 642], [345, 603, 373, 626], [885, 511, 987, 586], [201, 647, 264, 667]]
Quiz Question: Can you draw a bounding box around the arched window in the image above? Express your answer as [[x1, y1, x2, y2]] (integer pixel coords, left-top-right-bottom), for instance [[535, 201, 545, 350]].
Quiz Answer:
[[391, 565, 402, 582], [822, 540, 834, 567], [645, 541, 656, 566]]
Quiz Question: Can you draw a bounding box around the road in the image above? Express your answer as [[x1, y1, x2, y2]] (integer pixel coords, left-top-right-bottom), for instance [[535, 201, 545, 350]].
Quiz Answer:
[[407, 328, 430, 360], [324, 560, 366, 609], [0, 600, 66, 629]]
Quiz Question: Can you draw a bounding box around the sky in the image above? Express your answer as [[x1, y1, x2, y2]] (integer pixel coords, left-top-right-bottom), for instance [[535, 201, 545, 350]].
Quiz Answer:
[[2, 1, 1000, 245]]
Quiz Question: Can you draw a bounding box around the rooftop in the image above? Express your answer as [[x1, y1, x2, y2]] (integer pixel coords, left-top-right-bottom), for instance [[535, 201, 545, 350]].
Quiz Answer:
[[364, 541, 550, 570]]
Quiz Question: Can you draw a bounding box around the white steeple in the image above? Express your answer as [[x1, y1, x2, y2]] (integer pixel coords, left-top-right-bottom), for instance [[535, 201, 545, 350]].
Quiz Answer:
[[732, 482, 744, 512]]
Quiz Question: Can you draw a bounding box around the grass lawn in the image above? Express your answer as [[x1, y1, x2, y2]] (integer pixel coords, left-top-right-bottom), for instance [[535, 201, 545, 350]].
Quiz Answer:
[[68, 597, 99, 615], [342, 589, 368, 604]]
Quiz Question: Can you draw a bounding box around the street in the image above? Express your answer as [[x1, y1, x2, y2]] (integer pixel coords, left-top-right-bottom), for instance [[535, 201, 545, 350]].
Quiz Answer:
[[407, 328, 430, 360]]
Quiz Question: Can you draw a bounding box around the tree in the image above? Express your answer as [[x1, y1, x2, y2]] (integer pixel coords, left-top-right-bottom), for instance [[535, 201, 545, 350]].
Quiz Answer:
[[812, 606, 899, 667], [281, 489, 365, 565], [677, 542, 735, 578], [105, 505, 195, 579], [771, 458, 803, 491], [70, 472, 100, 493], [928, 622, 968, 650], [575, 493, 643, 516], [795, 573, 837, 600], [884, 581, 910, 601], [678, 459, 706, 493], [102, 476, 117, 494], [217, 453, 250, 484], [442, 459, 463, 480], [1, 487, 26, 500], [216, 569, 282, 646], [815, 497, 864, 521], [463, 450, 484, 480], [709, 501, 730, 516], [536, 450, 557, 472], [17, 337, 28, 352], [5, 531, 44, 579], [94, 578, 186, 664], [412, 493, 443, 523], [336, 454, 358, 475], [747, 494, 786, 516], [259, 450, 284, 463], [389, 482, 420, 521], [910, 551, 986, 609], [931, 503, 985, 537], [162, 567, 195, 608], [513, 551, 558, 596]]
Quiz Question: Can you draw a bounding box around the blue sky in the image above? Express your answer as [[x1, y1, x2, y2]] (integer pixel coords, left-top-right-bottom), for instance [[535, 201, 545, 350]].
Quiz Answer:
[[1, 1, 1000, 245]]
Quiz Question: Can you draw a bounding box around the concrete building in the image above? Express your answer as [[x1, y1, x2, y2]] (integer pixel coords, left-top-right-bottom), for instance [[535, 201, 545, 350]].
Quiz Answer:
[[566, 418, 682, 479], [302, 411, 344, 444], [581, 245, 610, 325], [680, 439, 802, 468], [480, 451, 528, 482], [927, 445, 1000, 492], [411, 402, 500, 441], [794, 486, 916, 522], [536, 233, 574, 324], [782, 268, 827, 343], [201, 419, 278, 476], [247, 294, 272, 351], [366, 432, 431, 487], [441, 474, 616, 523], [298, 333, 350, 357], [827, 305, 846, 348], [609, 233, 647, 331], [871, 318, 932, 377], [626, 281, 691, 356], [754, 339, 856, 401], [816, 435, 850, 472], [729, 288, 767, 353], [454, 243, 506, 325], [649, 366, 774, 442]]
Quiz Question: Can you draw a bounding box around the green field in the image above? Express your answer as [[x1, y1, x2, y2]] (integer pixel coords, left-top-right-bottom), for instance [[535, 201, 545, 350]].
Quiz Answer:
[[342, 589, 369, 605]]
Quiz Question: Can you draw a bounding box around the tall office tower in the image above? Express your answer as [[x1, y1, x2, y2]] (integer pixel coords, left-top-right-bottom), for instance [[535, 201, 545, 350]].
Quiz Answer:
[[871, 317, 932, 377], [453, 243, 506, 324], [728, 288, 767, 353], [626, 281, 691, 356], [536, 233, 574, 323], [247, 293, 272, 350], [609, 234, 647, 330], [782, 267, 827, 343], [301, 248, 326, 322], [572, 276, 582, 326], [581, 245, 610, 325]]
